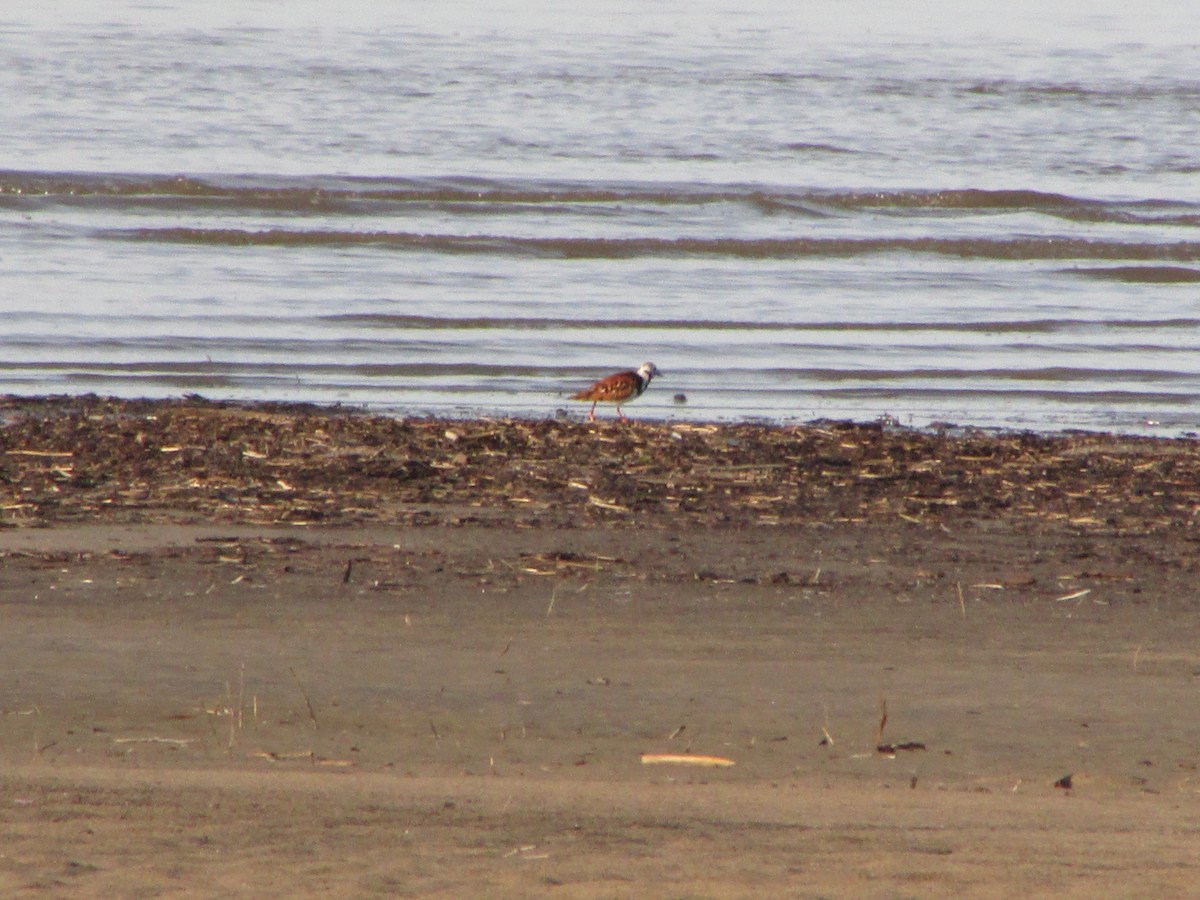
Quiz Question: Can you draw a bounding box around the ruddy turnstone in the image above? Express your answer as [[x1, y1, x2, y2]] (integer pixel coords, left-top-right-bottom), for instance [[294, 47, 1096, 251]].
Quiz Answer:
[[571, 362, 661, 422]]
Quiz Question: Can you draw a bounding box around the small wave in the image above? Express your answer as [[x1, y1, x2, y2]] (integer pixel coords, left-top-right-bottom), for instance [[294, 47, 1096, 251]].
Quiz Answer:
[[0, 169, 775, 209], [6, 169, 1199, 227], [818, 187, 1087, 211], [801, 386, 1198, 406], [780, 142, 856, 155], [966, 79, 1200, 105], [811, 189, 1200, 226], [106, 226, 1200, 262], [8, 312, 1198, 334], [762, 366, 1200, 384], [0, 359, 584, 378], [323, 314, 1200, 333], [1065, 265, 1200, 283]]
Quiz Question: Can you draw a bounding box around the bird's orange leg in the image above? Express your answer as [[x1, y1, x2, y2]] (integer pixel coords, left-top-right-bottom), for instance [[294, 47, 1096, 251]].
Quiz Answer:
[[587, 402, 597, 422]]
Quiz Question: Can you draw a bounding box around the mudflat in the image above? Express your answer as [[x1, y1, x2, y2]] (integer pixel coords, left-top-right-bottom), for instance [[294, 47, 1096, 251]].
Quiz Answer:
[[1, 396, 1198, 897]]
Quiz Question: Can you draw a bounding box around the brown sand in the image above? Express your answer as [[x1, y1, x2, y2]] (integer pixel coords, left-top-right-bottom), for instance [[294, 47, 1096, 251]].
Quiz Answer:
[[1, 397, 1199, 897]]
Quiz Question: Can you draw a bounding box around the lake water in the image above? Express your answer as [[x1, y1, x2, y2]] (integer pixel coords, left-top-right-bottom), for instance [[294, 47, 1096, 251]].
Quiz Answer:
[[3, 1, 1200, 434]]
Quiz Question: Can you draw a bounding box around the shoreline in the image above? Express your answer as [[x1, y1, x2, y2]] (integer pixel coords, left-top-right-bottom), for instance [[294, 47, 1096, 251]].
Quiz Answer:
[[4, 390, 1196, 442], [3, 393, 1199, 533]]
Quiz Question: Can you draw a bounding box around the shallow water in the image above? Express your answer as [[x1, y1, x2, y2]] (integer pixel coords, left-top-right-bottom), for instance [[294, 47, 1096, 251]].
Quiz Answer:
[[3, 1, 1200, 434]]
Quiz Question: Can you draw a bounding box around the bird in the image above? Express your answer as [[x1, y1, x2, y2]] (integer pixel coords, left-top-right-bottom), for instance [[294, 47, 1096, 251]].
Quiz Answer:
[[571, 362, 661, 422]]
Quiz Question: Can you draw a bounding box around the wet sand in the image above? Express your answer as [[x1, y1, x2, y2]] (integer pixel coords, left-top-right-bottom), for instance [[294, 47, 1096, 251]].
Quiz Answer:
[[1, 397, 1199, 897]]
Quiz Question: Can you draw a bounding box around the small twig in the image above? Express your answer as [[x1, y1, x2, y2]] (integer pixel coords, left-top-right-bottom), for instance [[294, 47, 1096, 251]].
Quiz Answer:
[[957, 581, 966, 619], [546, 586, 558, 617], [290, 667, 318, 730], [640, 753, 736, 768], [113, 736, 198, 746], [587, 495, 629, 512], [225, 678, 235, 748], [820, 700, 835, 745], [818, 700, 834, 746], [1054, 588, 1091, 603], [237, 663, 245, 731]]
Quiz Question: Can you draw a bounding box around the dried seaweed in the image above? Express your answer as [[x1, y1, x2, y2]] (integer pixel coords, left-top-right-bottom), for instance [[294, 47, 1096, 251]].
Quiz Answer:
[[2, 395, 1198, 532]]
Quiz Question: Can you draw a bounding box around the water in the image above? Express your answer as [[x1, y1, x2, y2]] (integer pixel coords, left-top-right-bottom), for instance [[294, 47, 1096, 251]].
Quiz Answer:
[[3, 1, 1200, 434]]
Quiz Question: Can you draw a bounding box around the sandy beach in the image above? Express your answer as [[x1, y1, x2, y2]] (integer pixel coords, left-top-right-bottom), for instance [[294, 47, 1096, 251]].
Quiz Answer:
[[2, 396, 1199, 897]]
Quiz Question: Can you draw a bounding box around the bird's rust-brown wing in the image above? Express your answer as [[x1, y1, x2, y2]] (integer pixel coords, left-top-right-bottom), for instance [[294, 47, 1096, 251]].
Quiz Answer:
[[571, 370, 639, 403]]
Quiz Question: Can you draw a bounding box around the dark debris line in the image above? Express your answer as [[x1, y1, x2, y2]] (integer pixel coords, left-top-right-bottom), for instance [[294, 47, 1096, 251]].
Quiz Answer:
[[0, 396, 1197, 532]]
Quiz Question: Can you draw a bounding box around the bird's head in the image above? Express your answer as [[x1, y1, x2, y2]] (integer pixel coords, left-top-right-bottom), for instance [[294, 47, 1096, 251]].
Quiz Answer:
[[638, 362, 661, 383]]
